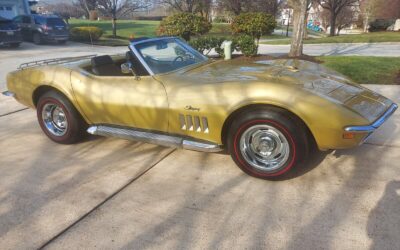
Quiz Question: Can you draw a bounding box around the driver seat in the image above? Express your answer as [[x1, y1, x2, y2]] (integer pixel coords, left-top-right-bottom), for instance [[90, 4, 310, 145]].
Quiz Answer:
[[125, 51, 149, 76], [91, 55, 123, 76]]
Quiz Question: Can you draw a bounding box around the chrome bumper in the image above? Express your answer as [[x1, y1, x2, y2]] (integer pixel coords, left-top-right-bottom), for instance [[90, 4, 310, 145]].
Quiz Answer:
[[2, 90, 16, 97], [345, 103, 398, 133]]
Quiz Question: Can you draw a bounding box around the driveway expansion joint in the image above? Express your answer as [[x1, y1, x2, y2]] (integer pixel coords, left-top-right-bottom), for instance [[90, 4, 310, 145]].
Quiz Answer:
[[364, 142, 400, 148], [37, 148, 176, 250], [0, 108, 29, 118]]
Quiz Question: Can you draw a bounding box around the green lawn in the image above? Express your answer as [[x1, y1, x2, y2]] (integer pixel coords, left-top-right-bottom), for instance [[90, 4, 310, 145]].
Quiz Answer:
[[318, 56, 400, 85], [69, 19, 286, 46], [263, 32, 400, 45], [208, 23, 287, 40], [69, 19, 160, 45]]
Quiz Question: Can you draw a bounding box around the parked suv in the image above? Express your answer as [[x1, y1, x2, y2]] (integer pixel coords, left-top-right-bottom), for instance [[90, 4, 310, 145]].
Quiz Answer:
[[0, 16, 22, 48], [13, 14, 69, 45]]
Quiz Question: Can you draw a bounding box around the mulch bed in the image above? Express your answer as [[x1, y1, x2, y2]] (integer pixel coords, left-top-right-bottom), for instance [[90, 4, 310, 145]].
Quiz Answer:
[[395, 71, 400, 85], [230, 54, 323, 63]]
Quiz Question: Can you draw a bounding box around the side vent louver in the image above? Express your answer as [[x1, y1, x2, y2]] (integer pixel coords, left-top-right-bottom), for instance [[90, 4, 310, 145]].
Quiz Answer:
[[186, 115, 194, 131], [180, 114, 209, 133], [202, 117, 209, 133], [179, 114, 186, 130]]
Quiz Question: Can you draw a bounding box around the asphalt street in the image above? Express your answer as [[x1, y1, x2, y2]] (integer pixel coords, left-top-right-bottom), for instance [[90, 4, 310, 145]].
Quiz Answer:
[[0, 41, 399, 249]]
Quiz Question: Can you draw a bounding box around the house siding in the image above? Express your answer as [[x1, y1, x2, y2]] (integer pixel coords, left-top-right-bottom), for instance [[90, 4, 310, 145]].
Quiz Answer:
[[0, 0, 30, 19]]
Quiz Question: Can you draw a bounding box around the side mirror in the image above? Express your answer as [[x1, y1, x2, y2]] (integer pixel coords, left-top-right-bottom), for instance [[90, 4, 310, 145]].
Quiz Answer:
[[121, 62, 141, 80], [121, 62, 132, 74]]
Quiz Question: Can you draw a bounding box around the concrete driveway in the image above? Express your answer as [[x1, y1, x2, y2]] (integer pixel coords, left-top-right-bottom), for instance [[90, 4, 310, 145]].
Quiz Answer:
[[0, 41, 399, 249]]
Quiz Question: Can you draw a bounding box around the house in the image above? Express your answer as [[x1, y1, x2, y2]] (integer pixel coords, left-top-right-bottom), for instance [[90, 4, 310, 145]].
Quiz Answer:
[[0, 0, 34, 19]]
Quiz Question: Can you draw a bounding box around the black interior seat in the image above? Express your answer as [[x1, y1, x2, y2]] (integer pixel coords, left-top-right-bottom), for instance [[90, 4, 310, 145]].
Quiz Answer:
[[91, 55, 123, 76], [126, 51, 149, 76]]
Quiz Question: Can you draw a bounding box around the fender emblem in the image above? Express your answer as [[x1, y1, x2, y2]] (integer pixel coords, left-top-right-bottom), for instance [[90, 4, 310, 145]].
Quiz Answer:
[[185, 105, 200, 112]]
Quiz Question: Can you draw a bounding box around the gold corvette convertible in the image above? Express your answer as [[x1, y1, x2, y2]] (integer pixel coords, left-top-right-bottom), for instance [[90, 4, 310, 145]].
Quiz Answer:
[[3, 37, 398, 179]]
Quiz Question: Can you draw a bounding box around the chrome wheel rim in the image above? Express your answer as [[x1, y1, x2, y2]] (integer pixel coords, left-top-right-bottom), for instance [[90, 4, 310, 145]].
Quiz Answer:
[[41, 103, 68, 136], [239, 124, 290, 172]]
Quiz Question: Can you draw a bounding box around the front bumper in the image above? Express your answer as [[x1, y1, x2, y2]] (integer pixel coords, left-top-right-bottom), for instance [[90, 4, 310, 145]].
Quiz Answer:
[[345, 103, 398, 133], [42, 34, 69, 42]]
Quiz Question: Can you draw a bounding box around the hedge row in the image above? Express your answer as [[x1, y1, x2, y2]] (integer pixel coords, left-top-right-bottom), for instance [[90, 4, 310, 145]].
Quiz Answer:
[[189, 35, 258, 57], [69, 26, 103, 42]]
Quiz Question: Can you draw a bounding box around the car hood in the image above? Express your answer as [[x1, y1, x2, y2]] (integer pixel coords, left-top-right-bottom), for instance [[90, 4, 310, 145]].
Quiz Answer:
[[178, 59, 394, 123]]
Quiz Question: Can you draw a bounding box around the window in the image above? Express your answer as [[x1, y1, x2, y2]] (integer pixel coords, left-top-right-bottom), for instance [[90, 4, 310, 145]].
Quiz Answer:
[[13, 16, 22, 23], [22, 16, 31, 24], [46, 18, 66, 26], [6, 6, 11, 11], [34, 16, 45, 25], [0, 7, 4, 11], [134, 38, 208, 74]]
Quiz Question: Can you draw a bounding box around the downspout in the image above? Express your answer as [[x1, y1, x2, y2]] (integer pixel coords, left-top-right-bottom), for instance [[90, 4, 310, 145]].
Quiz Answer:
[[23, 0, 31, 15]]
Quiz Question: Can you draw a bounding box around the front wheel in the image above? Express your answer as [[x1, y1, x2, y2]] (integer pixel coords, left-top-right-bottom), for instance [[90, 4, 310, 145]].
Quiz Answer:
[[228, 108, 310, 179], [37, 91, 87, 144]]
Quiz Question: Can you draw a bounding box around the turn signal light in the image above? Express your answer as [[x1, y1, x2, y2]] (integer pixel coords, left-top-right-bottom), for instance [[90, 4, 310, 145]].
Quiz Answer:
[[343, 132, 355, 139]]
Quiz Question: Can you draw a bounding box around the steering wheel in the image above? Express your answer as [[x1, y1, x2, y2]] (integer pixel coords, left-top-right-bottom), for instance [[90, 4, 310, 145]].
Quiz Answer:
[[172, 56, 184, 66]]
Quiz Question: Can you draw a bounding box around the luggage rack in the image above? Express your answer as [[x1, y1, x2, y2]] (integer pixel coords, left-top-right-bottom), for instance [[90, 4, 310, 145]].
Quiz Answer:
[[18, 54, 97, 70]]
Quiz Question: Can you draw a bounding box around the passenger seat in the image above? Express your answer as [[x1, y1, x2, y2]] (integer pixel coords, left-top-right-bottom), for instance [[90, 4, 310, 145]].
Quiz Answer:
[[91, 55, 122, 76]]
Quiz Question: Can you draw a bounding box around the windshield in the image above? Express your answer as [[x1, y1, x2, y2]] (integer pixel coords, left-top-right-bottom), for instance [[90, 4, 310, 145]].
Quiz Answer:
[[46, 18, 66, 26], [133, 38, 208, 74]]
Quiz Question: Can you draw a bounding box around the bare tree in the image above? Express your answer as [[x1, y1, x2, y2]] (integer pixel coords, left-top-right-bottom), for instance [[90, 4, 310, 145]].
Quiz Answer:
[[158, 0, 198, 13], [97, 0, 150, 37], [196, 0, 213, 19], [46, 3, 86, 22], [335, 5, 357, 34], [216, 0, 285, 16], [317, 0, 359, 36], [316, 7, 331, 31], [74, 0, 98, 19], [217, 0, 243, 15], [288, 0, 309, 57]]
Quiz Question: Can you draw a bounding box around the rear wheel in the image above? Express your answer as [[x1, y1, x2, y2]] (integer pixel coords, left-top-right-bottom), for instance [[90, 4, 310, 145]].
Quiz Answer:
[[57, 40, 67, 45], [9, 43, 20, 48], [33, 33, 42, 45], [228, 108, 309, 179], [37, 91, 87, 144]]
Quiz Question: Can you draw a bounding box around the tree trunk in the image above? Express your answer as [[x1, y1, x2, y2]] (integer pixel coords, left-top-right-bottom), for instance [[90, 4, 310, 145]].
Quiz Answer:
[[303, 12, 309, 39], [112, 0, 117, 38], [330, 12, 336, 36], [363, 14, 369, 33], [289, 0, 308, 57], [112, 15, 117, 38]]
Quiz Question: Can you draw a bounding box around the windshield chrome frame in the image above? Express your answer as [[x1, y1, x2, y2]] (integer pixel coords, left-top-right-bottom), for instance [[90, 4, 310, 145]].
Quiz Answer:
[[129, 37, 208, 76]]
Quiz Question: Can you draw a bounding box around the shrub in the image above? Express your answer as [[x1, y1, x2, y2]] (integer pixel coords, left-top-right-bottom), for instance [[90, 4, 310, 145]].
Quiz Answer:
[[213, 16, 229, 23], [368, 19, 395, 32], [234, 35, 258, 57], [231, 12, 276, 42], [157, 13, 212, 41], [70, 26, 103, 41]]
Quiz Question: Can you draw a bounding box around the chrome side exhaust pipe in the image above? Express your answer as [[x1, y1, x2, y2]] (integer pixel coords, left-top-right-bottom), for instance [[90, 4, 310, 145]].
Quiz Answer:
[[87, 125, 222, 153]]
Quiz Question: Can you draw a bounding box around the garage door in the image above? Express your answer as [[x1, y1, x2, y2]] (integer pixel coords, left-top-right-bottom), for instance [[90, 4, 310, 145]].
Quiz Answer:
[[0, 5, 15, 20]]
